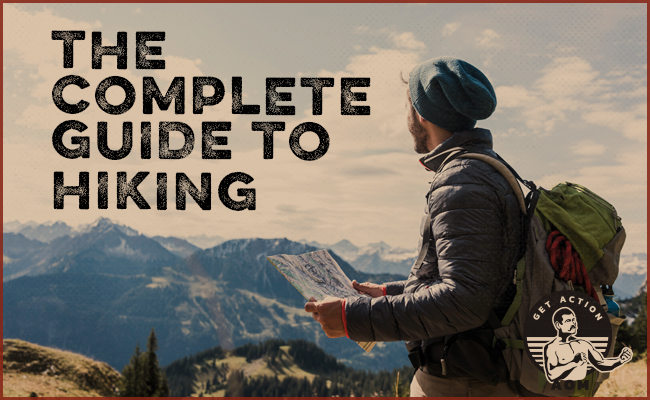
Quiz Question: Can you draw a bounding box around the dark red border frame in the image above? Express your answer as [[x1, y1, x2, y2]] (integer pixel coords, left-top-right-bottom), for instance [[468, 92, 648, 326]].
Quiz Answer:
[[1, 2, 648, 399]]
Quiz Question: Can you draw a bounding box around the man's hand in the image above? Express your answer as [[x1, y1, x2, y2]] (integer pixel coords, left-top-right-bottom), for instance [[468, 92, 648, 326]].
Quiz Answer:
[[573, 352, 587, 366], [619, 347, 633, 364], [352, 280, 385, 298], [304, 297, 345, 338], [579, 352, 588, 365]]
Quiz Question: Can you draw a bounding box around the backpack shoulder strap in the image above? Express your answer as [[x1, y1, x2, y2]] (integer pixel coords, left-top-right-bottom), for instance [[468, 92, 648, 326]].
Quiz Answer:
[[457, 153, 527, 215]]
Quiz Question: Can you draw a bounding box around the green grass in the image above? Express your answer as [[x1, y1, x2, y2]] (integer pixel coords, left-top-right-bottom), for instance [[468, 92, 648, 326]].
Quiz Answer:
[[3, 339, 121, 397]]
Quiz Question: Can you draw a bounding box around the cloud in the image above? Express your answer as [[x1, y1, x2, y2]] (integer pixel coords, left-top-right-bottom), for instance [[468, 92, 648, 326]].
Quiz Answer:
[[537, 150, 646, 209], [475, 29, 502, 49], [3, 5, 100, 67], [4, 10, 429, 247], [495, 57, 647, 140], [534, 57, 603, 99], [354, 25, 369, 34], [2, 6, 116, 102], [6, 6, 238, 140], [442, 22, 461, 37], [306, 45, 422, 153], [494, 56, 647, 251], [3, 6, 645, 253], [582, 104, 647, 142], [391, 32, 426, 51], [570, 140, 606, 156], [495, 85, 537, 108], [546, 42, 578, 54]]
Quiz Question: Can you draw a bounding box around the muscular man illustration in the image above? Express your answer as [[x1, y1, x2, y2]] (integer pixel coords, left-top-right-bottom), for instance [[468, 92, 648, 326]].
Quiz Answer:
[[543, 307, 632, 382]]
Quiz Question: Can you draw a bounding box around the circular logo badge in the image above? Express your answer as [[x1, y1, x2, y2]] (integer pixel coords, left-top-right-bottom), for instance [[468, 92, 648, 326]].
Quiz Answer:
[[523, 290, 612, 377]]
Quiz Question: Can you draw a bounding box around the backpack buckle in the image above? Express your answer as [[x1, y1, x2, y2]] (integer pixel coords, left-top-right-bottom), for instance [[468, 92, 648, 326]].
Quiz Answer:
[[408, 347, 426, 369]]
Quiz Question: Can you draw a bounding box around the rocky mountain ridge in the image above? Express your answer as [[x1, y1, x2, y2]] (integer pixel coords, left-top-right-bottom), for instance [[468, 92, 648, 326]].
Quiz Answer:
[[3, 220, 409, 372]]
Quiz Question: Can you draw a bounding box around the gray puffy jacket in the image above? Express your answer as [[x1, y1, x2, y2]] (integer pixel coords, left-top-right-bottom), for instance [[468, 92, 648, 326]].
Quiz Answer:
[[344, 128, 522, 344]]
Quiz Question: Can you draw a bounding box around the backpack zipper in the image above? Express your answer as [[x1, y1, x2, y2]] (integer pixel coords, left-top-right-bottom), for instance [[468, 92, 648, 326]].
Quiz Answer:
[[565, 182, 622, 223]]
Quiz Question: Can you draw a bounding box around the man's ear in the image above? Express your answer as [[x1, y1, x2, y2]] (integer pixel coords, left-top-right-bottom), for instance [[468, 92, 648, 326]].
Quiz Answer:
[[418, 114, 426, 124]]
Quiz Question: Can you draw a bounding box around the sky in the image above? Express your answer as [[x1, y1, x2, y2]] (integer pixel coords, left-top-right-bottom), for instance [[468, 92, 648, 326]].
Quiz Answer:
[[2, 3, 647, 254]]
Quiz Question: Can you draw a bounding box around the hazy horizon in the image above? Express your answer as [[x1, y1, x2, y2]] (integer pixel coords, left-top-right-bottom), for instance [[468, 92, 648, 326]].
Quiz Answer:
[[2, 217, 412, 249]]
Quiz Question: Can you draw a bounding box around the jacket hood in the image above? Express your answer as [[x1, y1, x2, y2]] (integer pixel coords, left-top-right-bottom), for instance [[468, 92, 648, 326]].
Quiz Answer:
[[419, 128, 493, 172]]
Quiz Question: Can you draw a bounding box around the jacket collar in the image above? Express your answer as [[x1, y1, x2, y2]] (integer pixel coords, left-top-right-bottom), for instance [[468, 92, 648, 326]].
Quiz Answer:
[[418, 128, 494, 172]]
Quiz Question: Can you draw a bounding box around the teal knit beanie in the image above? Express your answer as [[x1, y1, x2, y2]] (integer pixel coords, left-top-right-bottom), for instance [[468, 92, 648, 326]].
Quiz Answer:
[[409, 57, 497, 133]]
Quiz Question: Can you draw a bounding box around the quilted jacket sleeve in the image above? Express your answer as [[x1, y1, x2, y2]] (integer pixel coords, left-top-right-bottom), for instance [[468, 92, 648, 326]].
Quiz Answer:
[[344, 161, 511, 342], [384, 280, 407, 296]]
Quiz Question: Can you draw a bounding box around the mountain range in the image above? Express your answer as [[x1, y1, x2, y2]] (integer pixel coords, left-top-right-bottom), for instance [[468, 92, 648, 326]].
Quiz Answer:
[[3, 220, 224, 250], [299, 239, 416, 276], [3, 219, 409, 372], [3, 218, 646, 374], [8, 219, 643, 294], [616, 253, 648, 300]]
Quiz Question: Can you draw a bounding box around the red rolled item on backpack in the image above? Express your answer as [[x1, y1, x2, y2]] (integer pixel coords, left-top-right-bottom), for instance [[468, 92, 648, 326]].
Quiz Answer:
[[546, 230, 598, 301]]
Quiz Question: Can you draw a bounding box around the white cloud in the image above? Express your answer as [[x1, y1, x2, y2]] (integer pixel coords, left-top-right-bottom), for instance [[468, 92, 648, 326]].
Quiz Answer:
[[6, 6, 239, 138], [391, 32, 425, 51], [582, 104, 647, 142], [546, 42, 577, 54], [442, 22, 461, 37], [475, 29, 502, 49], [308, 45, 422, 152], [496, 57, 647, 140], [152, 55, 204, 81], [3, 4, 100, 67], [354, 25, 369, 34], [4, 9, 428, 247], [534, 57, 603, 99], [2, 5, 646, 252], [570, 140, 607, 156], [537, 150, 646, 208], [495, 85, 536, 108]]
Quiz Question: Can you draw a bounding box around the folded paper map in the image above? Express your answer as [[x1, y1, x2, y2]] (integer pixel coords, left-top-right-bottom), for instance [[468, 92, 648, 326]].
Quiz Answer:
[[267, 249, 376, 353]]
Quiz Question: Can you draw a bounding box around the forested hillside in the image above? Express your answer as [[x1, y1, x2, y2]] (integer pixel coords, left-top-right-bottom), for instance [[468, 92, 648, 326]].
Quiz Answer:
[[163, 338, 415, 397]]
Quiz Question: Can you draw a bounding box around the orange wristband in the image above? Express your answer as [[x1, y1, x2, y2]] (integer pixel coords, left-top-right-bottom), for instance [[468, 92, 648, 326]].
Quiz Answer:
[[342, 299, 349, 338]]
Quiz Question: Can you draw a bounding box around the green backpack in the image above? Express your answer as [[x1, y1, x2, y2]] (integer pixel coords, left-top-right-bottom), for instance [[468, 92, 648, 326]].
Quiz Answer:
[[439, 148, 626, 397]]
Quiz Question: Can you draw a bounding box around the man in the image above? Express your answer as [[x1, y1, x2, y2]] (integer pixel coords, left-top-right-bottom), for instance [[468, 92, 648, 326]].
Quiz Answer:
[[304, 57, 523, 396], [543, 307, 632, 382]]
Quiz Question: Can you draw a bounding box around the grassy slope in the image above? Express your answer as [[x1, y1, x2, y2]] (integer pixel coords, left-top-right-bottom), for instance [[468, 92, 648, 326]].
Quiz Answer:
[[595, 355, 647, 397], [190, 347, 648, 398], [3, 339, 121, 397], [191, 345, 316, 397]]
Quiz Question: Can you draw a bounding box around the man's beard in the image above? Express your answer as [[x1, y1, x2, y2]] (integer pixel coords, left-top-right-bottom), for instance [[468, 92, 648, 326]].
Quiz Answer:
[[409, 108, 429, 154]]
